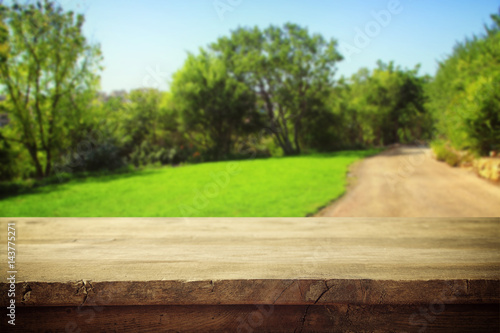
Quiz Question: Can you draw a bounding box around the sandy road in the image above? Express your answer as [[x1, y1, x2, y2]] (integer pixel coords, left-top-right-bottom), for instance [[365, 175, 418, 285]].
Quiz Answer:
[[318, 146, 500, 217]]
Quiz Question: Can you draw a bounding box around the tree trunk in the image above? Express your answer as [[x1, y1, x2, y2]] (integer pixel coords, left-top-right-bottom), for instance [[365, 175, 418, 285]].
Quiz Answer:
[[27, 145, 44, 178], [293, 122, 301, 155], [44, 149, 52, 177]]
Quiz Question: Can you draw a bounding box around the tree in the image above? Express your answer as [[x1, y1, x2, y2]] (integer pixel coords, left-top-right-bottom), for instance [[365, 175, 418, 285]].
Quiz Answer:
[[124, 89, 163, 148], [210, 23, 343, 155], [338, 61, 430, 147], [171, 51, 259, 160], [0, 0, 101, 178], [427, 12, 500, 155], [122, 88, 180, 166]]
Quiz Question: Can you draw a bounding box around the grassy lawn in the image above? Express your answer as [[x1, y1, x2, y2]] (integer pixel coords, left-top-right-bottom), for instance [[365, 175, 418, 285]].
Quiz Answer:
[[0, 150, 378, 217]]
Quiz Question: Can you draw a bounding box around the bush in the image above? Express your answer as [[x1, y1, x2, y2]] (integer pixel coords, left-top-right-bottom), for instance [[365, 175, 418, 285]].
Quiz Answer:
[[427, 13, 500, 156], [81, 141, 125, 172], [129, 141, 171, 167], [463, 77, 500, 155], [0, 138, 18, 181], [431, 141, 460, 167], [53, 137, 125, 175], [0, 135, 35, 181]]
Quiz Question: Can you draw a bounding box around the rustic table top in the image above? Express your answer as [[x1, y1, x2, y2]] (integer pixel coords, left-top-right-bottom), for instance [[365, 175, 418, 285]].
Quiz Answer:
[[1, 217, 499, 307]]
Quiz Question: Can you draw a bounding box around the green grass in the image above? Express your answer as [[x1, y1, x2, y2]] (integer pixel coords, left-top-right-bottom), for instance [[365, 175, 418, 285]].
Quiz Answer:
[[0, 150, 378, 217]]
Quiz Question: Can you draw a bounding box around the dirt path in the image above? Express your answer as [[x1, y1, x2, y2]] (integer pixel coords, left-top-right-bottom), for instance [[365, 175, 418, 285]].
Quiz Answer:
[[318, 146, 500, 217]]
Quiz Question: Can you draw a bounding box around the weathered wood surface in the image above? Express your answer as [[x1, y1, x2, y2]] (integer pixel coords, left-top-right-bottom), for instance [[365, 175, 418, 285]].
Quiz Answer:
[[0, 218, 499, 332], [3, 304, 499, 333], [0, 218, 499, 308]]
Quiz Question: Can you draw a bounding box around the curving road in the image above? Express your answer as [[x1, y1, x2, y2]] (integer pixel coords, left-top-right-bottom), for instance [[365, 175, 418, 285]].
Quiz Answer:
[[318, 146, 500, 217]]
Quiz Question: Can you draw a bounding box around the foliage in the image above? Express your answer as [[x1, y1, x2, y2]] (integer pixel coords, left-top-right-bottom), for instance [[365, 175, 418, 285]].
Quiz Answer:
[[92, 88, 188, 167], [128, 141, 171, 167], [0, 0, 102, 178], [337, 61, 431, 147], [171, 51, 261, 161], [0, 3, 495, 185], [0, 132, 18, 180], [427, 13, 500, 156], [70, 136, 125, 172], [431, 140, 460, 167], [123, 89, 167, 151], [210, 23, 343, 155], [300, 97, 348, 152]]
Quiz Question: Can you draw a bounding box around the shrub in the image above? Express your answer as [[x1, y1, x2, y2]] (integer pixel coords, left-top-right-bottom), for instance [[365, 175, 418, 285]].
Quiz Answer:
[[427, 13, 500, 156], [431, 140, 460, 167], [54, 136, 125, 175], [129, 141, 171, 167], [81, 141, 125, 172]]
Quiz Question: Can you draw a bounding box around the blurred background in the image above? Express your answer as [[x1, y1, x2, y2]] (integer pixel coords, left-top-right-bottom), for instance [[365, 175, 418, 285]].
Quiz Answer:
[[0, 0, 498, 217]]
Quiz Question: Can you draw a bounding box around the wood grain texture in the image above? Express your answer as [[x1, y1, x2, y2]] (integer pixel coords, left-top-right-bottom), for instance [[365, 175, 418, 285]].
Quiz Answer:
[[2, 279, 499, 307], [2, 304, 499, 333], [0, 218, 499, 308]]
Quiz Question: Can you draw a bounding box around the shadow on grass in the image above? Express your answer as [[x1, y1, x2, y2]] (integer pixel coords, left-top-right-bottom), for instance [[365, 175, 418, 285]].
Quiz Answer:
[[0, 148, 384, 201], [0, 168, 163, 201]]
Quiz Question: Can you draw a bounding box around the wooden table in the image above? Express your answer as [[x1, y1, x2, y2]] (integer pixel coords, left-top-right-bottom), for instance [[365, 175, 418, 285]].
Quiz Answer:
[[1, 218, 499, 332]]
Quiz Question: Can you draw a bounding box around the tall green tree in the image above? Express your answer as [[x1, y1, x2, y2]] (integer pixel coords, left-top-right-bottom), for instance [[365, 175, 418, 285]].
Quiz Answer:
[[339, 61, 430, 146], [171, 51, 259, 160], [0, 0, 101, 178], [210, 23, 343, 155], [427, 12, 500, 155]]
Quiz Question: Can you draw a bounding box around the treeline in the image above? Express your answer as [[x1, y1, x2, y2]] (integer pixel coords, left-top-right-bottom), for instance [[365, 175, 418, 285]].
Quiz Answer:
[[427, 13, 500, 160], [0, 1, 498, 181]]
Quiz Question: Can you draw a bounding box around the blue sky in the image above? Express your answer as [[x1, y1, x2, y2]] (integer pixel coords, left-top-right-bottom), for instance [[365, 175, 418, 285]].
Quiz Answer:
[[57, 0, 499, 92]]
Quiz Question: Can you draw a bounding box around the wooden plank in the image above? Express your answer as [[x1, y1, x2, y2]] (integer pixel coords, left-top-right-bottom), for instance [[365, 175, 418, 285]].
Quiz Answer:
[[2, 304, 499, 333], [2, 279, 499, 307], [0, 218, 499, 307]]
